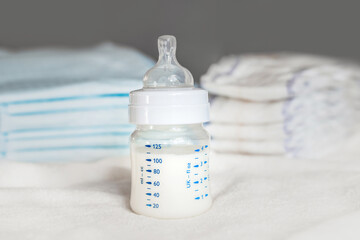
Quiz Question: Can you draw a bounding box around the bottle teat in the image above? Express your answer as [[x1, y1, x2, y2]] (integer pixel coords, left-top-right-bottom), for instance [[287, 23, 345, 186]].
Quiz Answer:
[[143, 35, 194, 88]]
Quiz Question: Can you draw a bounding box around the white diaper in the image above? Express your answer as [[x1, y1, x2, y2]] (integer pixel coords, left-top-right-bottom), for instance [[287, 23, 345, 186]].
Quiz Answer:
[[211, 139, 284, 155], [204, 57, 360, 158], [206, 123, 284, 141], [210, 97, 283, 124], [201, 53, 338, 101]]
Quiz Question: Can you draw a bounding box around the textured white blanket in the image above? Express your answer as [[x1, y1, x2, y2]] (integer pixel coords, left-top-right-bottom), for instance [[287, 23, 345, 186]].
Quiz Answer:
[[1, 134, 360, 240]]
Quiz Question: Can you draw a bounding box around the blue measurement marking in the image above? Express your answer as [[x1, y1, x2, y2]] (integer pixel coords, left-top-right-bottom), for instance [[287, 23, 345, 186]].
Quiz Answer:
[[194, 181, 199, 184], [195, 149, 200, 152], [205, 194, 208, 197], [147, 164, 151, 167], [204, 169, 207, 172], [195, 189, 199, 192], [204, 161, 207, 164], [195, 173, 198, 175], [147, 188, 151, 190], [195, 197, 200, 200], [147, 176, 151, 178], [204, 177, 207, 180], [194, 165, 199, 168], [145, 145, 151, 148], [205, 145, 208, 148], [146, 182, 152, 185], [146, 159, 151, 162], [146, 204, 152, 207], [146, 193, 151, 196], [146, 169, 152, 172], [195, 157, 199, 159]]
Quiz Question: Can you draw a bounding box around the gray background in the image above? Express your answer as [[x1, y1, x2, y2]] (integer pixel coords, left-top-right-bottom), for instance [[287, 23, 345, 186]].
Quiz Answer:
[[0, 0, 359, 81]]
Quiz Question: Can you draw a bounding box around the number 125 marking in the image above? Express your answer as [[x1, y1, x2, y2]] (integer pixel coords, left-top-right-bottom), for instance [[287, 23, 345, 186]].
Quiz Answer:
[[153, 144, 161, 149]]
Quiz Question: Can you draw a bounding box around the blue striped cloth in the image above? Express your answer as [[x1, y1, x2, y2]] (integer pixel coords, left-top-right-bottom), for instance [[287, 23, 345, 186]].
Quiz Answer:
[[0, 44, 154, 162]]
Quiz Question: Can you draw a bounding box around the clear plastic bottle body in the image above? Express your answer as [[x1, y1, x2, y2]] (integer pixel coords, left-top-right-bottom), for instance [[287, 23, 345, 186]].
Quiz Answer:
[[129, 35, 211, 218], [130, 124, 212, 219]]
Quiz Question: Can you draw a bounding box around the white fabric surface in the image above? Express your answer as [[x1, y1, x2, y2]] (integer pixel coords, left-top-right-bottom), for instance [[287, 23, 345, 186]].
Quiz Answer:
[[1, 133, 360, 240]]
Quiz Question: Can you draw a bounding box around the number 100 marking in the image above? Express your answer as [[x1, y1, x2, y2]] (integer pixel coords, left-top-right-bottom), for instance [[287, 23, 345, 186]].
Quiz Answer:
[[153, 158, 162, 164]]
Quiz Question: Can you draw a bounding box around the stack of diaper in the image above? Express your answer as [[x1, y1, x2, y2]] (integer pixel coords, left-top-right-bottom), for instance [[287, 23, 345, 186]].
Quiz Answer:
[[201, 53, 360, 159], [0, 43, 154, 162]]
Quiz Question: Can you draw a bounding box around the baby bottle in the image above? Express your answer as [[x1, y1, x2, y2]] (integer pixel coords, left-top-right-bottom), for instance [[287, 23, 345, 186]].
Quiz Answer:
[[128, 35, 212, 219]]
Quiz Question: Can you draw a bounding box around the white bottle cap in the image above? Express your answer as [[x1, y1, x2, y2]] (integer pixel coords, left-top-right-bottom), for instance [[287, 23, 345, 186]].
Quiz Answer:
[[129, 35, 210, 125]]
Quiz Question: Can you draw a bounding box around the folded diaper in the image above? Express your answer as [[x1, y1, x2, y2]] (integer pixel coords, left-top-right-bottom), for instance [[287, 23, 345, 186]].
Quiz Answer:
[[0, 80, 140, 132], [206, 123, 284, 141], [210, 97, 283, 124], [202, 54, 360, 159], [210, 68, 360, 125], [201, 53, 338, 101], [211, 139, 284, 155], [0, 43, 153, 92], [0, 44, 154, 162], [283, 66, 360, 158], [2, 126, 131, 162]]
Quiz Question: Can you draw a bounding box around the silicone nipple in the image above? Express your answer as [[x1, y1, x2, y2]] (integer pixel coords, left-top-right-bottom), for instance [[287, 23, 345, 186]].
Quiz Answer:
[[143, 35, 194, 88]]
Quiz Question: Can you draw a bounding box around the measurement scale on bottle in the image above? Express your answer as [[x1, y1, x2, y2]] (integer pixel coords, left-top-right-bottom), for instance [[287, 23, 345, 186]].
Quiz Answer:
[[137, 144, 210, 211]]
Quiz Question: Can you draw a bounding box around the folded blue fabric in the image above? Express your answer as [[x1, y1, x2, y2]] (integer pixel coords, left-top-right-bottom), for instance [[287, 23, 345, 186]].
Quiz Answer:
[[0, 44, 154, 162]]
